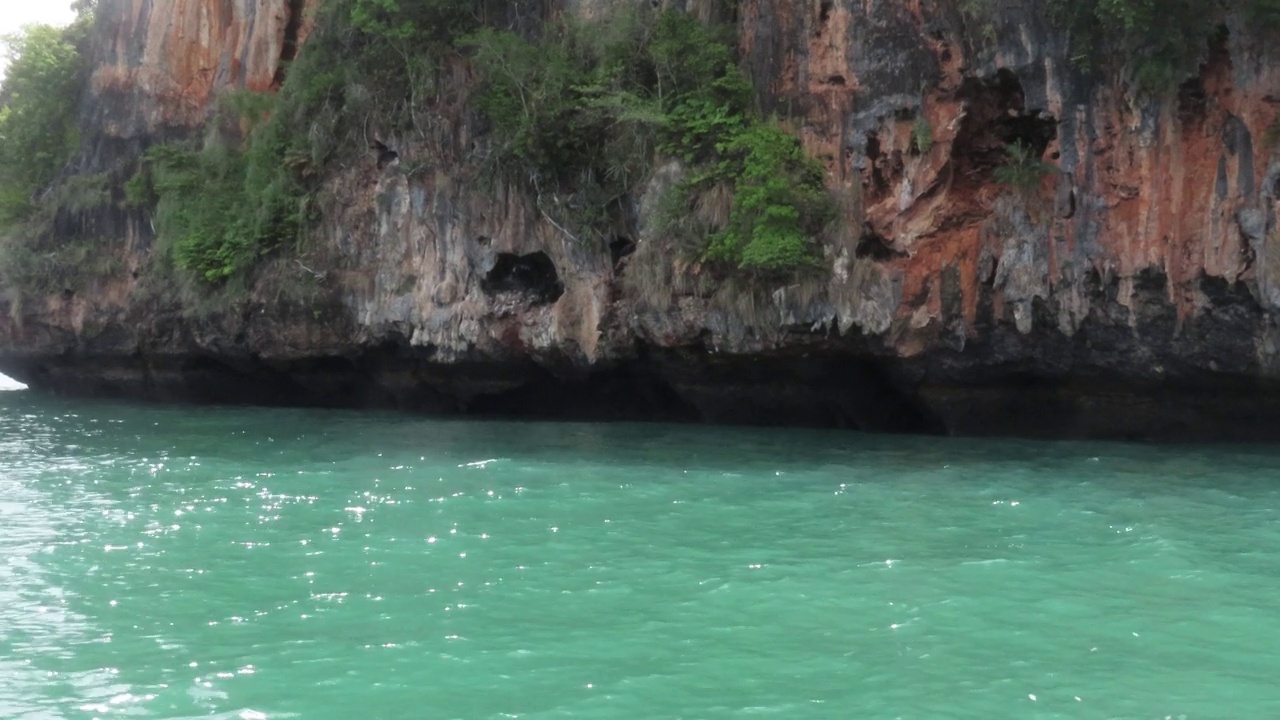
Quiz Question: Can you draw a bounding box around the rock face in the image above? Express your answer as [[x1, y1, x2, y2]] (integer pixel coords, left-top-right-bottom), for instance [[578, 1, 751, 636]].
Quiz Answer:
[[79, 0, 312, 168], [89, 0, 309, 132], [5, 0, 1280, 440]]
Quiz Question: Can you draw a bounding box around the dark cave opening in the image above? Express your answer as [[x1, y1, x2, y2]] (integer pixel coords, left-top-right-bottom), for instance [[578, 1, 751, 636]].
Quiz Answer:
[[864, 131, 891, 197], [954, 68, 1058, 180], [481, 252, 565, 305], [856, 226, 908, 261], [609, 236, 637, 267], [272, 0, 307, 87]]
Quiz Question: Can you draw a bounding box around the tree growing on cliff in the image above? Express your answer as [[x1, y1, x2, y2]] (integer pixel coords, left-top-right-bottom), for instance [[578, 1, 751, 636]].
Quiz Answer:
[[0, 23, 87, 225], [993, 141, 1056, 194]]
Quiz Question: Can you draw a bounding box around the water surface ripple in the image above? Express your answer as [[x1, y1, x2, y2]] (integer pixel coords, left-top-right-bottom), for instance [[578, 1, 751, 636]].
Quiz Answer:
[[2, 392, 1279, 718]]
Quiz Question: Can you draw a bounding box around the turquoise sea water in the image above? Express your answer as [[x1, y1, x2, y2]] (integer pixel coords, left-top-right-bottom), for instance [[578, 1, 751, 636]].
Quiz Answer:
[[2, 390, 1280, 719]]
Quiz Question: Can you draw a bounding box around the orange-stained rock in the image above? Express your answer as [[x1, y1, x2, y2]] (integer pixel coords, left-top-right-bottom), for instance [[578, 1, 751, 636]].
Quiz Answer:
[[735, 0, 1280, 361], [86, 0, 317, 136]]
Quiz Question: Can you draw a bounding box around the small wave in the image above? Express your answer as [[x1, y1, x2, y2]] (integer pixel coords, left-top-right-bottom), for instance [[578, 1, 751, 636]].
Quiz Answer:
[[459, 459, 504, 469]]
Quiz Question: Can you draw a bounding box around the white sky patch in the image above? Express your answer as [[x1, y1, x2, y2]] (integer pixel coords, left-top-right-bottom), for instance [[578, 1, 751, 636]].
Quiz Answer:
[[0, 374, 27, 391], [0, 1, 78, 78]]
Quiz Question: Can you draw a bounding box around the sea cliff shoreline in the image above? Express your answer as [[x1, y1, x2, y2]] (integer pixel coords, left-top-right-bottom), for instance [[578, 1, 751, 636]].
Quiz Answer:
[[4, 0, 1280, 441]]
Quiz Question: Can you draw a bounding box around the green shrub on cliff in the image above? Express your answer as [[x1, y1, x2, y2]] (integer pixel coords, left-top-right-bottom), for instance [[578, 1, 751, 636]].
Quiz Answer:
[[134, 94, 317, 282], [993, 141, 1057, 192], [348, 0, 477, 43], [1047, 0, 1213, 91], [463, 7, 679, 242], [0, 10, 110, 299], [704, 124, 833, 272], [143, 146, 257, 282], [911, 117, 934, 155]]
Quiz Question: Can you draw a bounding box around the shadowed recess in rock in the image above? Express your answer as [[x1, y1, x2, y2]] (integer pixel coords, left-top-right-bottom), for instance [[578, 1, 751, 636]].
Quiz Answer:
[[481, 252, 565, 305]]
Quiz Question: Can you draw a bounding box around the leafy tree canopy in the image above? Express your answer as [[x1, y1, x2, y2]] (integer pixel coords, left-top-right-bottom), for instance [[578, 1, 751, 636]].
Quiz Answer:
[[0, 21, 88, 224]]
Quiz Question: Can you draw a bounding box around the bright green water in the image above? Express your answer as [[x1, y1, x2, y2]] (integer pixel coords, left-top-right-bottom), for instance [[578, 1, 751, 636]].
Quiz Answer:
[[3, 392, 1280, 719]]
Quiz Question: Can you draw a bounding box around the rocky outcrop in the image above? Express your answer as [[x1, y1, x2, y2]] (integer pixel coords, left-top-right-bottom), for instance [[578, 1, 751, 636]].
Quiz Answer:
[[5, 0, 1280, 440]]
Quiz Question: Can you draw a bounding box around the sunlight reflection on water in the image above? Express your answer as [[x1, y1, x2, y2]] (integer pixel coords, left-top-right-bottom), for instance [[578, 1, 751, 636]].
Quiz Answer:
[[4, 395, 1280, 718]]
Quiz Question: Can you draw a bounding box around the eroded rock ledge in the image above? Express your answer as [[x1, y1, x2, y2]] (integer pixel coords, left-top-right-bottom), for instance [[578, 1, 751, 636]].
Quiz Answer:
[[7, 262, 1280, 441]]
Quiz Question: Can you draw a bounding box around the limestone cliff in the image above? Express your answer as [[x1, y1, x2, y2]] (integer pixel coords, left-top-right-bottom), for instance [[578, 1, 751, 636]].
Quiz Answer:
[[4, 0, 1280, 440]]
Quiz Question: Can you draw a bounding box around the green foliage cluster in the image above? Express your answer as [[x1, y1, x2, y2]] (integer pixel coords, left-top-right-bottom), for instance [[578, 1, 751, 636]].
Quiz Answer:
[[131, 90, 317, 281], [348, 0, 475, 42], [703, 124, 833, 270], [1046, 0, 1280, 92], [136, 142, 297, 282], [1047, 0, 1213, 91], [119, 0, 828, 282], [0, 234, 123, 297], [959, 1, 1279, 93], [0, 8, 108, 298], [911, 116, 934, 155], [468, 9, 830, 272], [993, 141, 1057, 192], [296, 0, 531, 154], [0, 18, 91, 226], [134, 0, 520, 283], [464, 21, 646, 238], [958, 0, 998, 44]]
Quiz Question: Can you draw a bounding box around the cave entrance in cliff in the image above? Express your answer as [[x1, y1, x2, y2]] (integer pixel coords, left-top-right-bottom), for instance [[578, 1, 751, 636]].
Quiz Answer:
[[954, 69, 1058, 179], [482, 252, 565, 305], [609, 236, 636, 267]]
